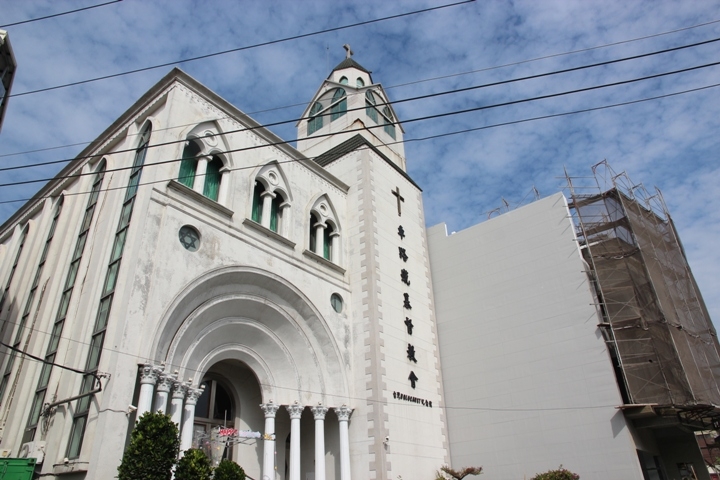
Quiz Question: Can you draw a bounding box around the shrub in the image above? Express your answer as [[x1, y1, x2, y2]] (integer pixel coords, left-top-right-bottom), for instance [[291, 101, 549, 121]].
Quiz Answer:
[[531, 465, 580, 480], [213, 459, 246, 480], [117, 411, 180, 480], [175, 448, 212, 480]]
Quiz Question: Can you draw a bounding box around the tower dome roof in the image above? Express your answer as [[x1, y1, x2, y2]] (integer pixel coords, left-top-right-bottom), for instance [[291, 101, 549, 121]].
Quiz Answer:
[[330, 57, 372, 76]]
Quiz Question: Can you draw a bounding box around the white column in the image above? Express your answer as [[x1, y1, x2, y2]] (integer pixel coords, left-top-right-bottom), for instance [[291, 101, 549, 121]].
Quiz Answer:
[[335, 405, 353, 480], [314, 223, 326, 256], [260, 191, 275, 228], [260, 401, 279, 480], [286, 402, 303, 480], [217, 168, 230, 205], [278, 202, 290, 237], [311, 403, 328, 480], [170, 381, 186, 427], [154, 372, 176, 414], [180, 385, 205, 453], [329, 231, 340, 263], [193, 156, 209, 194], [137, 364, 161, 418]]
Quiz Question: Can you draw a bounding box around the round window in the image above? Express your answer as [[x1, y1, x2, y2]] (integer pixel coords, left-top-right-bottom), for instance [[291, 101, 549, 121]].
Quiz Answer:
[[178, 225, 200, 252], [330, 293, 343, 313]]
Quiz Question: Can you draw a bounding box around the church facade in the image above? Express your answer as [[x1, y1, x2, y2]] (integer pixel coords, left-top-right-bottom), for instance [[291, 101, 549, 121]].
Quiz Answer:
[[0, 54, 717, 480]]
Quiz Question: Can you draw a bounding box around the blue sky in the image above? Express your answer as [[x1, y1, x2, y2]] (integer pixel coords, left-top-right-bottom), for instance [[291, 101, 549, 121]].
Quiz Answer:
[[1, 0, 719, 323]]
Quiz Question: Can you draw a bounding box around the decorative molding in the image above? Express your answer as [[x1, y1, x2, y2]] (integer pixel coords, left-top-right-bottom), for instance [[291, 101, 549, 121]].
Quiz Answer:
[[242, 218, 296, 249], [286, 402, 304, 419], [311, 403, 328, 420], [167, 179, 234, 217], [334, 405, 353, 421], [302, 249, 346, 274], [260, 401, 280, 418]]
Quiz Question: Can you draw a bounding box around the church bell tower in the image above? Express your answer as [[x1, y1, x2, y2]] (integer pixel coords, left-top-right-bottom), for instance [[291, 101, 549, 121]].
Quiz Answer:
[[296, 45, 407, 171]]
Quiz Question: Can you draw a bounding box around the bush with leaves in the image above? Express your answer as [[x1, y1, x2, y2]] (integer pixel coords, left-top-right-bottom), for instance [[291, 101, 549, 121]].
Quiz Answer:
[[175, 448, 212, 480], [117, 411, 180, 480], [213, 459, 246, 480], [531, 465, 580, 480]]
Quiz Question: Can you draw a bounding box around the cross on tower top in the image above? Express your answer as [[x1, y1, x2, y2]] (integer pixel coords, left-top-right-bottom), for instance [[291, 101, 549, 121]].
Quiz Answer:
[[343, 44, 354, 58]]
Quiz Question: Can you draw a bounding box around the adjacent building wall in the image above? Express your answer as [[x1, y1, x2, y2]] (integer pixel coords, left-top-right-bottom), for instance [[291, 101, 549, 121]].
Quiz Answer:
[[428, 193, 644, 480]]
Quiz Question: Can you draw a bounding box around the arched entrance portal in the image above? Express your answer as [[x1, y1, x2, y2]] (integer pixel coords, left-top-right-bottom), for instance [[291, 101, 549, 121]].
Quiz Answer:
[[140, 266, 353, 480]]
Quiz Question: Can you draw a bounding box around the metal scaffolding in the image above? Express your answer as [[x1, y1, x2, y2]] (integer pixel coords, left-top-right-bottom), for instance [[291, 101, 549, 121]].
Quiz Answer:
[[566, 161, 720, 407]]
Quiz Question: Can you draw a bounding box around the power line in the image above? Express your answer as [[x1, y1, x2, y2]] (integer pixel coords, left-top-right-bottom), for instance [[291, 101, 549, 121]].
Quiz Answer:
[[2, 17, 718, 160], [0, 57, 717, 189], [2, 34, 718, 175], [0, 0, 122, 28], [8, 0, 475, 98], [0, 79, 715, 210]]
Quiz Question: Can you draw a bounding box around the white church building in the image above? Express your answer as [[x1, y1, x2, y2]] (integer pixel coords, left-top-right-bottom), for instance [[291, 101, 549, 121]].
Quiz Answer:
[[0, 54, 718, 480]]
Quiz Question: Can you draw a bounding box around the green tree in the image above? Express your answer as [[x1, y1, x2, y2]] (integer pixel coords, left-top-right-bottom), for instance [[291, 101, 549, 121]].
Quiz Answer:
[[175, 448, 212, 480], [531, 465, 580, 480], [213, 459, 246, 480], [117, 411, 180, 480]]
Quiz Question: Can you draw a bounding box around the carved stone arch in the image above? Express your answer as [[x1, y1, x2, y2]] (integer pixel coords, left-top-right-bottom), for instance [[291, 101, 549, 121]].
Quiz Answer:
[[183, 120, 234, 169], [149, 266, 349, 406], [309, 194, 341, 233], [256, 161, 293, 202]]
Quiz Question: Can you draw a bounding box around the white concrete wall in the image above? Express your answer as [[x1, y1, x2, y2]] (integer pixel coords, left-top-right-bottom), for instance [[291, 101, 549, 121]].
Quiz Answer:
[[428, 193, 645, 480]]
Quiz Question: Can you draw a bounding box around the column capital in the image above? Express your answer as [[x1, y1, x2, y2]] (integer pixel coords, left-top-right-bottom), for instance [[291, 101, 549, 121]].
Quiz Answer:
[[172, 381, 188, 399], [313, 221, 327, 230], [185, 385, 205, 406], [311, 403, 328, 420], [260, 190, 276, 199], [139, 363, 162, 385], [334, 405, 353, 421], [286, 402, 304, 419], [260, 400, 280, 418], [156, 372, 177, 393]]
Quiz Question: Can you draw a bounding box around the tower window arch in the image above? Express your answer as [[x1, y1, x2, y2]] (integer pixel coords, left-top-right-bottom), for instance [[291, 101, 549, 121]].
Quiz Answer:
[[339, 76, 349, 85], [308, 102, 323, 135], [330, 88, 347, 121], [356, 77, 365, 87], [365, 91, 378, 123], [382, 106, 396, 139]]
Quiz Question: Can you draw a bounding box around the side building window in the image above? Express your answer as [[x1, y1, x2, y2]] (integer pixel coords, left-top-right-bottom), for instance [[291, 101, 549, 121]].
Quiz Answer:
[[0, 225, 29, 314], [66, 124, 151, 459], [24, 161, 106, 443], [308, 102, 323, 135], [0, 197, 63, 406], [249, 164, 291, 235]]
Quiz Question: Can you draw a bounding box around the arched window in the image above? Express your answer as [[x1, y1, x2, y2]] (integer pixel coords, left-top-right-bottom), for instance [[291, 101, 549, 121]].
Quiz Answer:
[[323, 223, 334, 260], [339, 76, 349, 85], [365, 91, 378, 123], [178, 141, 201, 188], [250, 166, 290, 235], [308, 197, 341, 264], [309, 213, 319, 252], [203, 156, 223, 201], [251, 181, 264, 223], [331, 88, 347, 121], [383, 106, 396, 139], [356, 77, 365, 87], [308, 102, 323, 135]]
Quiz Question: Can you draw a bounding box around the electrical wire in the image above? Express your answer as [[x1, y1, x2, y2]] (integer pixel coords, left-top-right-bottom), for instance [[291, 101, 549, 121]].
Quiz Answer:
[[0, 56, 717, 189], [2, 16, 718, 160], [0, 0, 122, 28], [8, 0, 475, 98], [0, 79, 716, 208]]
